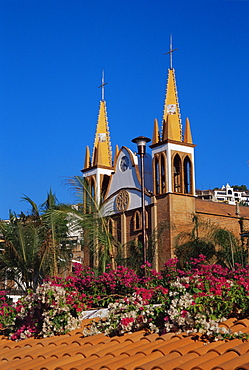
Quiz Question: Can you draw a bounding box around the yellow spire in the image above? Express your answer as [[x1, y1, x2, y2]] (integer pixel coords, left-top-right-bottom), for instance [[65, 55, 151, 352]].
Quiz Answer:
[[162, 115, 173, 142], [162, 68, 182, 142], [183, 117, 193, 144], [92, 100, 112, 167], [84, 145, 90, 169], [93, 141, 106, 167], [152, 118, 160, 145], [92, 145, 98, 166]]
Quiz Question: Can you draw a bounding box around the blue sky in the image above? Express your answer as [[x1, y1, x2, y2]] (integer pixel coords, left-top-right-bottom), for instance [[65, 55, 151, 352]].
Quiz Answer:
[[1, 0, 249, 219]]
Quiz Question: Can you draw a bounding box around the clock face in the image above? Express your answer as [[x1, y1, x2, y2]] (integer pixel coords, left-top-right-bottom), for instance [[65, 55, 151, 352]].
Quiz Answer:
[[167, 104, 176, 115], [120, 156, 129, 172]]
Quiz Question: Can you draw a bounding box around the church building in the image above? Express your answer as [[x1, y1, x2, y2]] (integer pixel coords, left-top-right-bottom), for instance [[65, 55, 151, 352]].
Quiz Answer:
[[82, 47, 249, 270]]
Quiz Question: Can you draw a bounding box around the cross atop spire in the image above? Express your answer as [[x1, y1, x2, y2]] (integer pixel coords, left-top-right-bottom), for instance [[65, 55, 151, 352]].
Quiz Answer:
[[98, 70, 108, 101], [164, 35, 178, 70]]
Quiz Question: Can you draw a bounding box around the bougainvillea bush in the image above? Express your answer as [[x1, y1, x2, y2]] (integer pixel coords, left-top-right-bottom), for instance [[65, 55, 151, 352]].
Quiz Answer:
[[2, 256, 249, 341], [85, 257, 249, 341], [0, 282, 88, 340]]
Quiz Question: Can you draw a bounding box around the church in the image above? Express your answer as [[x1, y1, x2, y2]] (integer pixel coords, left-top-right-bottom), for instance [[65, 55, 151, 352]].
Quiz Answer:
[[81, 46, 249, 270]]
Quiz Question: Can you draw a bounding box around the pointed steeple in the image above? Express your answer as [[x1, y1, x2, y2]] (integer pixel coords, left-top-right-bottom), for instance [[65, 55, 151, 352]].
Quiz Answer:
[[183, 117, 193, 144], [92, 71, 112, 167], [161, 36, 182, 142], [162, 115, 173, 141], [84, 145, 90, 169], [152, 118, 160, 145], [114, 144, 119, 163], [162, 68, 182, 142]]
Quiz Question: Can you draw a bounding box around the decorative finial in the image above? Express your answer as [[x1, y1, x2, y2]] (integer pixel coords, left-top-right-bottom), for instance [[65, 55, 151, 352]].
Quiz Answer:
[[164, 35, 178, 69], [98, 70, 108, 101]]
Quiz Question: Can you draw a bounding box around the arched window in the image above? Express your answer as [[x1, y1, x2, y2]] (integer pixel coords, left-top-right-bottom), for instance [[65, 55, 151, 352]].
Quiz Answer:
[[184, 156, 192, 194], [161, 154, 166, 193], [108, 218, 114, 236], [155, 156, 160, 194], [84, 178, 95, 213], [173, 154, 182, 193], [100, 174, 110, 202], [134, 210, 141, 231], [145, 210, 149, 229], [90, 178, 95, 200]]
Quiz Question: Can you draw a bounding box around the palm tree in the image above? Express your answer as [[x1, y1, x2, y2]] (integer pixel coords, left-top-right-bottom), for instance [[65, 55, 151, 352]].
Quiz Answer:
[[174, 215, 216, 268], [0, 191, 70, 292], [213, 228, 248, 268], [52, 176, 119, 273], [174, 214, 248, 268], [0, 211, 44, 291]]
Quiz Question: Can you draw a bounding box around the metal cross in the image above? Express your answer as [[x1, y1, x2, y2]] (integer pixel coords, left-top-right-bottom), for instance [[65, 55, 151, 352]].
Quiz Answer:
[[98, 70, 108, 101], [164, 35, 178, 70]]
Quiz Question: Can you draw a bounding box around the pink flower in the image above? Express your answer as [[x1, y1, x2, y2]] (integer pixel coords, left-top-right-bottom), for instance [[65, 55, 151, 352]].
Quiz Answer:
[[181, 310, 188, 318], [121, 317, 134, 327]]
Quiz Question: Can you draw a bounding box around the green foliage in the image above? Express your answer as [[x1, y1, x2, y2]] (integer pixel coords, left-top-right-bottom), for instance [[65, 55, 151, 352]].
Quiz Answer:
[[232, 185, 248, 192], [175, 239, 216, 267], [118, 221, 169, 274], [214, 228, 248, 268], [56, 176, 120, 274], [174, 215, 216, 268], [0, 191, 70, 292], [174, 215, 248, 269], [2, 260, 249, 341]]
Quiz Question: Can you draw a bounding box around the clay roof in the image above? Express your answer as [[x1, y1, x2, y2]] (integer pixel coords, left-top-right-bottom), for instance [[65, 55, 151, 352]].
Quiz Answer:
[[2, 317, 249, 369], [196, 198, 249, 219]]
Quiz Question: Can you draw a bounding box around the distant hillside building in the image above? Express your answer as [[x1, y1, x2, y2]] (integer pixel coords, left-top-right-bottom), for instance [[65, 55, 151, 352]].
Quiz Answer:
[[197, 184, 249, 206], [81, 47, 249, 270]]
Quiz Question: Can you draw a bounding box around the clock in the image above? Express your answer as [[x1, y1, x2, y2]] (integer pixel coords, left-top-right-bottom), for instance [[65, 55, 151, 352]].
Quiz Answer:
[[120, 156, 129, 172], [167, 104, 176, 115]]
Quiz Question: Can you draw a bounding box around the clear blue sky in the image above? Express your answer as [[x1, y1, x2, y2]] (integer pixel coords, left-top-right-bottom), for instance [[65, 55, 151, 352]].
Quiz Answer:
[[1, 0, 249, 219]]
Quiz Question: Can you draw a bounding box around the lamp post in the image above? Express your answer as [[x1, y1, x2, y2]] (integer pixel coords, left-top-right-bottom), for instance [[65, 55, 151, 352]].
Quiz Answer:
[[132, 136, 151, 271]]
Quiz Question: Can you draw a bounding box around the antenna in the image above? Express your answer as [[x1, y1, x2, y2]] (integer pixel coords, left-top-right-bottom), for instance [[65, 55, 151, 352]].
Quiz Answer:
[[164, 34, 178, 69], [98, 70, 108, 101]]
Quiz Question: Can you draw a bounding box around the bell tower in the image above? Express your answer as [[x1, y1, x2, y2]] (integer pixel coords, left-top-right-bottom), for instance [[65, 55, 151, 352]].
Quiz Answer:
[[82, 71, 113, 204], [151, 37, 195, 197], [150, 37, 196, 263]]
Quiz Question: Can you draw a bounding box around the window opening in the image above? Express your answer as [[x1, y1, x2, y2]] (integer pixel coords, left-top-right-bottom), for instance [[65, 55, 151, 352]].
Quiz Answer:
[[184, 157, 191, 194], [173, 154, 182, 192]]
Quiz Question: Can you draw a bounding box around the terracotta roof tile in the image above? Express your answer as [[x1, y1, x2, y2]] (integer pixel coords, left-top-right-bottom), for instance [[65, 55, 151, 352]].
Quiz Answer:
[[207, 339, 243, 355], [195, 198, 249, 218], [235, 319, 249, 327], [172, 351, 219, 370], [170, 341, 205, 356], [219, 318, 237, 329], [113, 351, 164, 370], [188, 341, 224, 356], [85, 353, 130, 370], [191, 350, 239, 369], [230, 342, 249, 356], [2, 317, 249, 370], [56, 353, 117, 370], [231, 325, 249, 333], [153, 336, 194, 356], [213, 351, 249, 369], [134, 351, 181, 370]]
